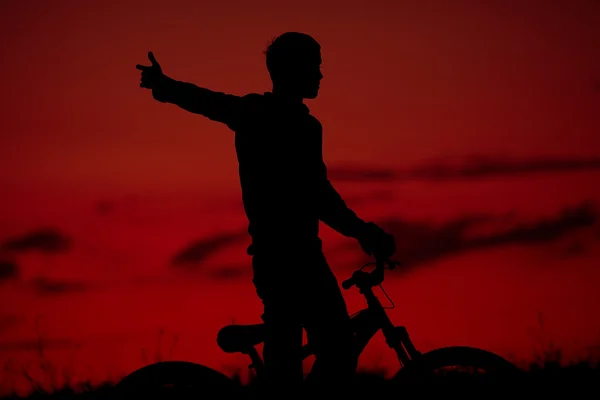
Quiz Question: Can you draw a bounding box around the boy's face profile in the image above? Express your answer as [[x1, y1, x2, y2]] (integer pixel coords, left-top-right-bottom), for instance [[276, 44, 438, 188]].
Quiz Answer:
[[296, 50, 323, 99]]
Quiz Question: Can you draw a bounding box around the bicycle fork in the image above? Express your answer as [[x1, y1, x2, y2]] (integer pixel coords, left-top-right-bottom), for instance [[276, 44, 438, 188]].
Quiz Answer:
[[383, 324, 422, 367], [243, 347, 264, 376], [361, 286, 422, 367]]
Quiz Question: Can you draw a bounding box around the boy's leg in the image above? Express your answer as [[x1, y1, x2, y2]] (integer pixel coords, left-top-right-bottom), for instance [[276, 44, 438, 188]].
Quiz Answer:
[[252, 253, 304, 391], [260, 302, 304, 388], [304, 256, 357, 385]]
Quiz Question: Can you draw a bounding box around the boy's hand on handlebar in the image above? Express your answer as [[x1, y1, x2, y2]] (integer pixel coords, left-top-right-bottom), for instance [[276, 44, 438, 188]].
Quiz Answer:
[[357, 222, 396, 260]]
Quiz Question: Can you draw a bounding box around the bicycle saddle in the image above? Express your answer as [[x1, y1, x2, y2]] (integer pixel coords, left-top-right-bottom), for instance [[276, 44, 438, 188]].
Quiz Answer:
[[217, 323, 265, 353]]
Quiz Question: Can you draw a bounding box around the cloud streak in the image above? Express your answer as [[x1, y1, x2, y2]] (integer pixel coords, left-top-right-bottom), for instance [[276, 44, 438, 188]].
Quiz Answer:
[[171, 231, 248, 267], [345, 201, 597, 272], [2, 229, 70, 254], [31, 278, 89, 295], [328, 155, 600, 183], [206, 265, 251, 281]]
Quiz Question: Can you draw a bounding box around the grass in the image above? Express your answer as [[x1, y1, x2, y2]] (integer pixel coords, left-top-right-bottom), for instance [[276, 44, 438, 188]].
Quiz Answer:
[[1, 357, 599, 399], [3, 318, 600, 398]]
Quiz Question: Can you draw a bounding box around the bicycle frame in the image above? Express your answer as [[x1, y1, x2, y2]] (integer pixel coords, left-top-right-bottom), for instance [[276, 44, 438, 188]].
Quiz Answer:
[[244, 270, 422, 375], [345, 284, 422, 366]]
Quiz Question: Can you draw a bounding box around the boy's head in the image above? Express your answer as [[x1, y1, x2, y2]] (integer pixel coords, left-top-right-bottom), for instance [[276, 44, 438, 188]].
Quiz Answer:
[[265, 32, 323, 99]]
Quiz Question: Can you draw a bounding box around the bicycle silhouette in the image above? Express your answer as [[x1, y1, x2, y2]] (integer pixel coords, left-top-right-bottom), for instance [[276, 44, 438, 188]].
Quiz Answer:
[[116, 256, 520, 396]]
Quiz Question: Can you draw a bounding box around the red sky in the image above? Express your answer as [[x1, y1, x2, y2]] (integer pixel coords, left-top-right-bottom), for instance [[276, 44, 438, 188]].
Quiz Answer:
[[1, 0, 600, 395]]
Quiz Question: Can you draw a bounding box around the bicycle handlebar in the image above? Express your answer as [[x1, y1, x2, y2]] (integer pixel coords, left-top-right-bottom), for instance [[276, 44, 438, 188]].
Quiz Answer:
[[341, 257, 398, 290], [341, 273, 360, 290]]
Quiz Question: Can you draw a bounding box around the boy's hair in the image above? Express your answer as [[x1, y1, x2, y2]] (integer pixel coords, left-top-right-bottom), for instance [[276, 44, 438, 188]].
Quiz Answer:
[[265, 32, 320, 79]]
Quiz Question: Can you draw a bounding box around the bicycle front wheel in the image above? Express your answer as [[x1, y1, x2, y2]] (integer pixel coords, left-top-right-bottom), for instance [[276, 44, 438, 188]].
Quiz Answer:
[[393, 346, 522, 384]]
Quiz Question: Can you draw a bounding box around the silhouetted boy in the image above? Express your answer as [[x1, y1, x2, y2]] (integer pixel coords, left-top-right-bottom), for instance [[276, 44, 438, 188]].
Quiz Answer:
[[136, 32, 396, 387]]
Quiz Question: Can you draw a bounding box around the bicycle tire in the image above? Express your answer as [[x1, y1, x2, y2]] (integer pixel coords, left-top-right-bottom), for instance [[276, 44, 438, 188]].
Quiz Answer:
[[114, 361, 242, 398], [392, 346, 522, 383]]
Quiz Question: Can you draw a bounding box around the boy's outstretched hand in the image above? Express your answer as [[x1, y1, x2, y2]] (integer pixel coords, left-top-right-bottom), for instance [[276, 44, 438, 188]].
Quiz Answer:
[[136, 51, 168, 102]]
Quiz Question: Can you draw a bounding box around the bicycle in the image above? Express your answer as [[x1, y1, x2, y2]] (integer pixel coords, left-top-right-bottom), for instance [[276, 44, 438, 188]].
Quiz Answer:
[[115, 257, 521, 396]]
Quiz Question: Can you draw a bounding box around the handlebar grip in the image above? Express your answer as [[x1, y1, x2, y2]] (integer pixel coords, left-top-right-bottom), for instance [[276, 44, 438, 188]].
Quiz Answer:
[[341, 276, 356, 290], [342, 258, 399, 290]]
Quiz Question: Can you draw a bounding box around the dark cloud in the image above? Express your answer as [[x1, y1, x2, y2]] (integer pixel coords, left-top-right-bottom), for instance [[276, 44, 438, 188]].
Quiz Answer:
[[0, 260, 18, 281], [0, 338, 80, 352], [171, 231, 249, 267], [329, 167, 397, 182], [346, 202, 597, 273], [328, 155, 600, 183], [207, 265, 251, 281], [31, 278, 89, 295], [470, 202, 596, 245], [410, 156, 600, 181], [2, 229, 70, 254]]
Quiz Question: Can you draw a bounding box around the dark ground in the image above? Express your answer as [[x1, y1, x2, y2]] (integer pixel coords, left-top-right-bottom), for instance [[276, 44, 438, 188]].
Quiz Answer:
[[1, 360, 599, 399]]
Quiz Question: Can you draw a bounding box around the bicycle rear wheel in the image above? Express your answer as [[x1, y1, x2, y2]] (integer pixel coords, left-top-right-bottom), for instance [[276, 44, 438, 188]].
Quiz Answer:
[[393, 346, 522, 384], [114, 361, 243, 399]]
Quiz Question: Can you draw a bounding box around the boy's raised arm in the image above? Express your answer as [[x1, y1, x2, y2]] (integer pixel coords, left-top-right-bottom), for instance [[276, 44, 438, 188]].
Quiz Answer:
[[137, 51, 244, 128]]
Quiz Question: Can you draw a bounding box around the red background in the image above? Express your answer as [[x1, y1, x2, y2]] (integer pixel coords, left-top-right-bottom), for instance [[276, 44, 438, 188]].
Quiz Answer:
[[1, 0, 600, 395]]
